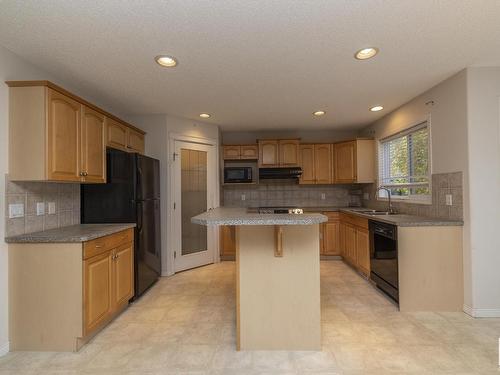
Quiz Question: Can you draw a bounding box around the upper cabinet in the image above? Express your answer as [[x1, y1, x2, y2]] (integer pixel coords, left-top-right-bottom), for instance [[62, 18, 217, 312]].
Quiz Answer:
[[222, 144, 258, 160], [81, 106, 106, 183], [333, 139, 375, 183], [258, 139, 299, 167], [299, 144, 333, 184], [106, 118, 145, 154], [7, 81, 146, 183]]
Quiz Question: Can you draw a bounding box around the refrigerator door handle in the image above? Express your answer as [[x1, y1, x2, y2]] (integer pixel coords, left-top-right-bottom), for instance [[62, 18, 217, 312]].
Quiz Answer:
[[137, 201, 143, 233], [137, 167, 143, 200]]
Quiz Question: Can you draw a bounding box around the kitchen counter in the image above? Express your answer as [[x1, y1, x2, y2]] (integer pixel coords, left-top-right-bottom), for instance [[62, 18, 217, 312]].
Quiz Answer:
[[340, 208, 463, 227], [5, 223, 136, 243], [191, 207, 327, 226]]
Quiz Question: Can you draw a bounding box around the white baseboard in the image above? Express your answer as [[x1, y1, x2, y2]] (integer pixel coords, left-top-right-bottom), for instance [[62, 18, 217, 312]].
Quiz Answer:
[[463, 304, 500, 318], [0, 341, 9, 357]]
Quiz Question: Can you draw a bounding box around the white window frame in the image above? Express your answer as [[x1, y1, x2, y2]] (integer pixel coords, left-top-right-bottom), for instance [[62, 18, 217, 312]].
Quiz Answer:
[[377, 118, 432, 204]]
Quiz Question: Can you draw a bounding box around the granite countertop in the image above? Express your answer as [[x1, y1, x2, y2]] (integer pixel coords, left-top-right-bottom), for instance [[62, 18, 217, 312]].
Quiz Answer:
[[192, 207, 327, 226], [340, 208, 463, 227], [5, 223, 136, 243]]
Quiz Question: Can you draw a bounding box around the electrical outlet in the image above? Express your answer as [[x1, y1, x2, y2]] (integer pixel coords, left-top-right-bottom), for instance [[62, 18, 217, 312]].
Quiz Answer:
[[445, 194, 453, 206], [36, 202, 45, 216], [241, 194, 246, 201], [321, 193, 326, 200], [9, 203, 24, 218], [48, 202, 56, 215], [363, 193, 370, 200]]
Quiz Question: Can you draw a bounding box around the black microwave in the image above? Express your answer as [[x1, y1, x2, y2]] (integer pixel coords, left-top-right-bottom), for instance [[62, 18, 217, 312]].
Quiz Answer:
[[224, 167, 253, 183]]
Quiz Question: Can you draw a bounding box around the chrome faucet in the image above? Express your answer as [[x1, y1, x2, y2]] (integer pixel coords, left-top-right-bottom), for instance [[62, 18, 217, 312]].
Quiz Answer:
[[377, 187, 396, 214]]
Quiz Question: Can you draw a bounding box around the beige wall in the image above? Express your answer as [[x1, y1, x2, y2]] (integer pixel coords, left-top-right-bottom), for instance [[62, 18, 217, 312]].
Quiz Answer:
[[126, 114, 220, 276], [465, 67, 500, 315], [361, 68, 500, 316], [0, 44, 129, 355]]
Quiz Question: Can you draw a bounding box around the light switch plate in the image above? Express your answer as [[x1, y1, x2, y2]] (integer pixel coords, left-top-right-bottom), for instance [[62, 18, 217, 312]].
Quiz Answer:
[[321, 193, 326, 200], [36, 202, 45, 216], [241, 194, 246, 201], [48, 202, 56, 215], [363, 193, 370, 200], [445, 194, 453, 206], [9, 203, 24, 218]]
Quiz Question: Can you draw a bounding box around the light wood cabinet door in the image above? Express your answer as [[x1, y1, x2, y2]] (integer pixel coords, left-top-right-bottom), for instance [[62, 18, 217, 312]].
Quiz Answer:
[[220, 226, 236, 256], [46, 88, 81, 182], [223, 145, 241, 160], [127, 129, 145, 154], [240, 145, 258, 160], [259, 140, 279, 167], [334, 141, 357, 183], [323, 221, 341, 256], [299, 145, 315, 184], [356, 227, 370, 276], [113, 243, 134, 308], [314, 144, 332, 184], [81, 106, 105, 183], [344, 224, 357, 265], [339, 222, 346, 257], [279, 140, 299, 166], [107, 118, 128, 150], [83, 251, 113, 335]]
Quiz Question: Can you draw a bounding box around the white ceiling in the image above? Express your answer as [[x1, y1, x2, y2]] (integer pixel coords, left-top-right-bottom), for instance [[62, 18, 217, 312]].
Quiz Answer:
[[1, 1, 500, 131]]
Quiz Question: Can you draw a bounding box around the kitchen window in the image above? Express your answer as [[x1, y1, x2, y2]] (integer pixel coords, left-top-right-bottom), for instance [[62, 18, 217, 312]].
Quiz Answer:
[[378, 121, 431, 203]]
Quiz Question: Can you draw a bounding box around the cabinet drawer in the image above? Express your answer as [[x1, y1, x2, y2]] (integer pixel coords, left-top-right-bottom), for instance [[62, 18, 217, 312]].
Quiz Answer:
[[83, 229, 134, 259], [339, 212, 369, 229], [323, 211, 339, 221]]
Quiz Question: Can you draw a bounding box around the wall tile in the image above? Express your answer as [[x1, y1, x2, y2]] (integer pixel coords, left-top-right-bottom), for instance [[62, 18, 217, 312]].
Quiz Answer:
[[362, 172, 463, 220], [4, 175, 81, 237]]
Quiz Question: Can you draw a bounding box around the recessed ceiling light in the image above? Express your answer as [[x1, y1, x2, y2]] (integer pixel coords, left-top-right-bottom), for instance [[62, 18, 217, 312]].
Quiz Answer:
[[199, 113, 211, 118], [155, 55, 178, 67], [313, 110, 326, 116], [355, 47, 379, 60], [370, 105, 384, 112]]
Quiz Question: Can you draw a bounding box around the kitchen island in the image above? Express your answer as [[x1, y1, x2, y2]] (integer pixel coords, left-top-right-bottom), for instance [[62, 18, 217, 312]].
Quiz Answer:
[[192, 207, 327, 350]]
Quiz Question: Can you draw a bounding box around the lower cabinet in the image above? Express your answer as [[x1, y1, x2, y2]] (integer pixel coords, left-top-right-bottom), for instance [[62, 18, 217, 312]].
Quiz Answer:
[[9, 228, 134, 351], [320, 212, 341, 256], [220, 225, 236, 258], [339, 213, 370, 277], [83, 240, 134, 336]]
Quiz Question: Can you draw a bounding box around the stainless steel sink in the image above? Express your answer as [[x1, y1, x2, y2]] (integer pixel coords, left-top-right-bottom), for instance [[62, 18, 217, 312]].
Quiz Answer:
[[358, 210, 397, 216]]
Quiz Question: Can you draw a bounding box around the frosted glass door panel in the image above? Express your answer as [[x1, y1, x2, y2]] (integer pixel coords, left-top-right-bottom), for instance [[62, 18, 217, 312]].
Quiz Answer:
[[181, 148, 207, 255]]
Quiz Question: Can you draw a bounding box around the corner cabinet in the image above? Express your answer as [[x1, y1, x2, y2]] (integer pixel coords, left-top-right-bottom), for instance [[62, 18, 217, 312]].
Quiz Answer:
[[9, 228, 134, 351], [333, 139, 375, 183], [7, 81, 145, 183]]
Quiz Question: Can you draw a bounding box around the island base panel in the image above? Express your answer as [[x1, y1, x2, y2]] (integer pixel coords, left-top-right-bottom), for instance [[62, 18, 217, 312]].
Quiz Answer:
[[236, 224, 321, 350]]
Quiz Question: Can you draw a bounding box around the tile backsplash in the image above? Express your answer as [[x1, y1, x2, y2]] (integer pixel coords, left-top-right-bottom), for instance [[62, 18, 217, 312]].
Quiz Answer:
[[5, 176, 81, 237], [223, 181, 358, 208], [361, 171, 463, 220]]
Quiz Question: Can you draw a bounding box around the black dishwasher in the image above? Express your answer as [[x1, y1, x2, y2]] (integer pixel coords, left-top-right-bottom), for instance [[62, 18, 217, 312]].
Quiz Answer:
[[369, 220, 399, 303]]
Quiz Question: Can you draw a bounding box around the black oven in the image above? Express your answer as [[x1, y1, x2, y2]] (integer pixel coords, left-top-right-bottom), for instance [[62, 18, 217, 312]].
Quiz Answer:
[[369, 220, 399, 303], [224, 167, 253, 183]]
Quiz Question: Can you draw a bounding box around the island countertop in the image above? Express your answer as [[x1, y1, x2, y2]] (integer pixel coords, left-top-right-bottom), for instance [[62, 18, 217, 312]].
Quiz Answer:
[[191, 207, 327, 226], [5, 223, 136, 243]]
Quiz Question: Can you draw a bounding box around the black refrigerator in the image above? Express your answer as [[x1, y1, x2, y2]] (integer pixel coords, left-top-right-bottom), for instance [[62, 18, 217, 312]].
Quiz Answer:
[[81, 148, 161, 299]]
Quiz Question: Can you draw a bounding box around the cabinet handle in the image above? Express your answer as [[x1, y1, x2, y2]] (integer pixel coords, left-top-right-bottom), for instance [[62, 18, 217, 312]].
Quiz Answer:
[[95, 244, 103, 249], [79, 172, 84, 176]]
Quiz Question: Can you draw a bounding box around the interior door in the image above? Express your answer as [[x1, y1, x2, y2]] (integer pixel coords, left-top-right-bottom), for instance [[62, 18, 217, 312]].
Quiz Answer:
[[173, 141, 216, 272]]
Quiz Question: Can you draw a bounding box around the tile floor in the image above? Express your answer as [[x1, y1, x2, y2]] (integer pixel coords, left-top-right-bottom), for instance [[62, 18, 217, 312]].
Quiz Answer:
[[0, 260, 499, 374]]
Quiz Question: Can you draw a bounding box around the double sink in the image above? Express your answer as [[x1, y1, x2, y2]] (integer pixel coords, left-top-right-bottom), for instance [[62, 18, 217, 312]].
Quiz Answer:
[[356, 209, 398, 216]]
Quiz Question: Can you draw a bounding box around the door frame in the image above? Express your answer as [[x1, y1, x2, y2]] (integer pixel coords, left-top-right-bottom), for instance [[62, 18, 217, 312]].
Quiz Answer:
[[166, 132, 220, 276]]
